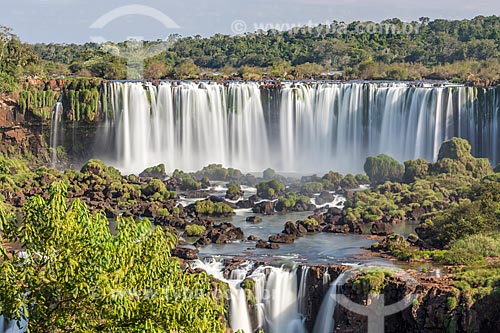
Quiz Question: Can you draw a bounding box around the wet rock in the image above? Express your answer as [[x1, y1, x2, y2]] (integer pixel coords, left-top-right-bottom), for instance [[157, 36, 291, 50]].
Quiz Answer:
[[316, 191, 335, 205], [182, 190, 210, 199], [246, 216, 262, 224], [283, 221, 307, 237], [142, 203, 158, 218], [299, 220, 323, 233], [171, 247, 199, 260], [256, 240, 280, 249], [236, 199, 253, 209], [196, 222, 245, 246], [269, 234, 296, 244], [247, 235, 261, 241], [154, 216, 186, 229], [322, 224, 351, 233], [371, 222, 394, 236], [328, 207, 343, 216], [192, 216, 216, 228], [252, 201, 275, 215]]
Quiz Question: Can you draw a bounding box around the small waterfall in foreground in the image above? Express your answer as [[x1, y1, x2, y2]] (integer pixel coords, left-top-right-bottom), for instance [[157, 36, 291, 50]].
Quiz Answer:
[[191, 260, 309, 333], [50, 102, 63, 168], [313, 271, 348, 333], [98, 82, 500, 174]]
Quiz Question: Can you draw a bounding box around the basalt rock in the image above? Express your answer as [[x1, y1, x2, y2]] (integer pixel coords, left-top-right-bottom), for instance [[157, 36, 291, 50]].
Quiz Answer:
[[315, 191, 335, 205], [283, 221, 307, 237], [322, 224, 351, 233], [252, 201, 275, 215], [256, 240, 280, 249], [269, 233, 296, 244], [236, 199, 254, 209], [171, 247, 199, 260], [196, 222, 245, 246], [371, 222, 394, 236], [246, 216, 262, 224], [154, 216, 186, 229]]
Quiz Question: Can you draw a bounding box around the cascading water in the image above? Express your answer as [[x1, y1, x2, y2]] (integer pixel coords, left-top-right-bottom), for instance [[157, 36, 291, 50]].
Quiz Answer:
[[100, 81, 270, 174], [50, 102, 63, 168], [191, 260, 307, 333], [313, 271, 348, 333], [297, 266, 310, 315], [98, 82, 500, 174]]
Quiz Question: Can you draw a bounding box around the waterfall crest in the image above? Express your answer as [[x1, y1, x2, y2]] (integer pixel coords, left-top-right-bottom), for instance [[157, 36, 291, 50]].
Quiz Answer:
[[99, 82, 500, 174]]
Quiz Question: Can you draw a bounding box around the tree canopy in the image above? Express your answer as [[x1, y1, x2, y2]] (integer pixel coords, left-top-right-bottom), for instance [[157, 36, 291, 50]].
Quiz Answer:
[[0, 183, 226, 333]]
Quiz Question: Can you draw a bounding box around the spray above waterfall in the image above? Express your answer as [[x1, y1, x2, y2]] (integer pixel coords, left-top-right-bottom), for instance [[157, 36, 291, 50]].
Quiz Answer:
[[97, 81, 500, 174]]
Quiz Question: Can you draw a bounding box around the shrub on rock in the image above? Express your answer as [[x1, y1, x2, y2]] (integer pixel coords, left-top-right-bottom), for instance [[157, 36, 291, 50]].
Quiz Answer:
[[139, 164, 167, 179], [437, 137, 472, 162], [185, 224, 206, 237], [403, 158, 429, 183], [226, 183, 243, 200], [364, 154, 404, 184], [301, 182, 323, 195], [322, 171, 343, 190], [256, 180, 285, 199], [172, 170, 202, 190], [340, 174, 359, 189], [194, 199, 234, 217]]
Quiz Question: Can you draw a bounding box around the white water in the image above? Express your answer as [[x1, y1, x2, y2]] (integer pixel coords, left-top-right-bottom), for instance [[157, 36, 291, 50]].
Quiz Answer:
[[313, 271, 348, 333], [98, 82, 500, 174], [297, 266, 310, 315], [50, 102, 63, 168], [191, 260, 307, 333]]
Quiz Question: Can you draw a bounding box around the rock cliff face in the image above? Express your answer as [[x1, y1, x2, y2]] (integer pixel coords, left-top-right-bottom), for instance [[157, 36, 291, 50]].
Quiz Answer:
[[301, 266, 500, 333], [0, 91, 98, 167], [0, 93, 50, 163]]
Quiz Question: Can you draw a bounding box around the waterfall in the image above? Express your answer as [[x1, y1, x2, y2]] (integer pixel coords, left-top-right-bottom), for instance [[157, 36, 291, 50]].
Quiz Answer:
[[191, 260, 307, 333], [50, 102, 63, 168], [297, 266, 310, 315], [229, 269, 253, 333], [98, 82, 500, 174], [313, 271, 348, 333]]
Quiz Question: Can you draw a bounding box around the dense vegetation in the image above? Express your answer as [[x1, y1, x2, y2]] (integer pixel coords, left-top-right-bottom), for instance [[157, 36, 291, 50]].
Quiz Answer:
[[33, 16, 500, 84], [2, 16, 500, 92], [0, 183, 226, 332]]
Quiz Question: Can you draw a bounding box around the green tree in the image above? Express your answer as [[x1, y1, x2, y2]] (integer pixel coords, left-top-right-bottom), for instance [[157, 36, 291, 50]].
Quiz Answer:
[[364, 154, 404, 184], [0, 183, 226, 332]]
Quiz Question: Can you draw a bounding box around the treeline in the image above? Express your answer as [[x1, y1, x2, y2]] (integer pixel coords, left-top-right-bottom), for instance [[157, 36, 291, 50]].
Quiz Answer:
[[2, 16, 500, 93], [31, 16, 500, 84]]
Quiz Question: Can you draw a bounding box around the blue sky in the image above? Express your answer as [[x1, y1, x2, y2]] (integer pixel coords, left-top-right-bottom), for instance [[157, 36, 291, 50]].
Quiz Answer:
[[2, 0, 499, 43]]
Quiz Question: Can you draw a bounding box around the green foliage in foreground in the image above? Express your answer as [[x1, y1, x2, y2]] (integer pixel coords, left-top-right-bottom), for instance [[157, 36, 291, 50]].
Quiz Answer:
[[0, 183, 226, 332]]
